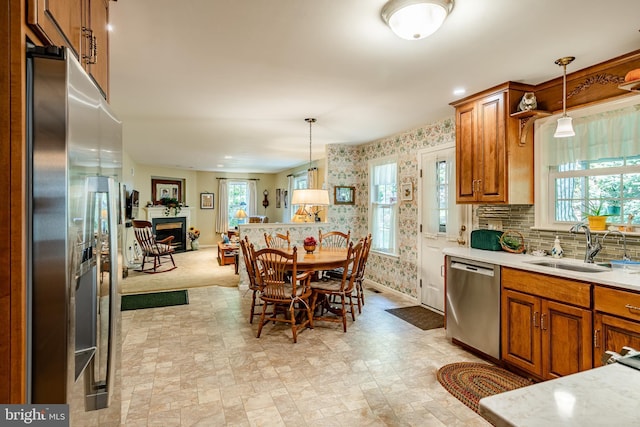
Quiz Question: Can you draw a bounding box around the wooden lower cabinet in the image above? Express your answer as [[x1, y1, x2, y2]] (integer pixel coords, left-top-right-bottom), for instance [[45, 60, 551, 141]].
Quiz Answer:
[[594, 313, 640, 366], [593, 286, 640, 366], [501, 268, 593, 380]]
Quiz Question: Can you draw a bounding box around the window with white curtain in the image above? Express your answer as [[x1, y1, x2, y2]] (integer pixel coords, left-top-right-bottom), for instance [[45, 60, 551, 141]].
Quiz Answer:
[[227, 182, 248, 228], [535, 98, 640, 228], [369, 157, 398, 255]]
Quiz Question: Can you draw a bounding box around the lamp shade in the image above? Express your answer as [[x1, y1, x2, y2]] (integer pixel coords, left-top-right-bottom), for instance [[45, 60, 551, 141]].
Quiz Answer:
[[381, 0, 453, 40], [291, 189, 330, 206], [554, 116, 575, 138], [234, 208, 248, 219]]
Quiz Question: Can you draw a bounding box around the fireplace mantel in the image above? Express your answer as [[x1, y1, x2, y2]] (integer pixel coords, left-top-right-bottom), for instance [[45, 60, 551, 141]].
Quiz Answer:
[[142, 207, 192, 229]]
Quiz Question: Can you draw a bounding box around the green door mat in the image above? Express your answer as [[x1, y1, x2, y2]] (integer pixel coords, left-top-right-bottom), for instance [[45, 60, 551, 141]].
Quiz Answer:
[[121, 290, 189, 311]]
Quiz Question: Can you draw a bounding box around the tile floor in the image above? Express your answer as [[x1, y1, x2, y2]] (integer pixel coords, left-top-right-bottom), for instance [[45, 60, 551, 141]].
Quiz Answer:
[[120, 284, 491, 426]]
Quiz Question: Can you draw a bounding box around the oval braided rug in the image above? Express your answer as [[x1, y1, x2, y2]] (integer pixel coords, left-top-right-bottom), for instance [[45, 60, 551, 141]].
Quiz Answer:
[[436, 362, 534, 414]]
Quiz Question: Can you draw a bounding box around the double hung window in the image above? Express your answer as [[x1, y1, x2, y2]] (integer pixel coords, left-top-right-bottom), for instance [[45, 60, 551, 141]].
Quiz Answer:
[[369, 157, 398, 255]]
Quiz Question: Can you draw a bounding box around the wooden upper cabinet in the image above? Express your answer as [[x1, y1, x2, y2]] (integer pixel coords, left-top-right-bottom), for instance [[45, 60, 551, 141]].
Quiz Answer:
[[451, 82, 535, 204], [28, 0, 110, 99], [28, 0, 84, 55], [85, 0, 109, 97]]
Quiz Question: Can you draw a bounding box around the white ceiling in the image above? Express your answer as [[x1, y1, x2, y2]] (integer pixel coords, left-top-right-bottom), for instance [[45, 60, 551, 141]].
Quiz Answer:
[[109, 0, 640, 174]]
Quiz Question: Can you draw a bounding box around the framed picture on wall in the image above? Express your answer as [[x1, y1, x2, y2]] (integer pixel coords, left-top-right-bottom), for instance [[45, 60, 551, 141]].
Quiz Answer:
[[283, 190, 288, 209], [152, 178, 183, 203], [401, 182, 413, 201], [200, 193, 214, 209], [276, 189, 281, 208], [334, 186, 355, 205]]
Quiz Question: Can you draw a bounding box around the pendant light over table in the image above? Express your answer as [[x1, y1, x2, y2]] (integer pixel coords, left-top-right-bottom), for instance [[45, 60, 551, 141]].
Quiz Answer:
[[291, 118, 330, 221]]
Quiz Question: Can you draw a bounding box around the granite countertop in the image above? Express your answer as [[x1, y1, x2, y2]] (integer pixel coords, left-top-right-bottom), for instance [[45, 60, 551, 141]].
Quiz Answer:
[[478, 363, 640, 426], [442, 247, 640, 291]]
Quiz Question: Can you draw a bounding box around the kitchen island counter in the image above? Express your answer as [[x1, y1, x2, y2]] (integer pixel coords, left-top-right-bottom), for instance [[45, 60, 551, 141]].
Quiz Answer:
[[479, 363, 640, 426]]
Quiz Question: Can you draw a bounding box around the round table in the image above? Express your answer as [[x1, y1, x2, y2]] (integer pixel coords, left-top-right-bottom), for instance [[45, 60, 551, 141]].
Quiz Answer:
[[286, 248, 348, 271]]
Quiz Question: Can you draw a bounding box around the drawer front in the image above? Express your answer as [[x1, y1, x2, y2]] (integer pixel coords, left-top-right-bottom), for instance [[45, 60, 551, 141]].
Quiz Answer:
[[594, 286, 640, 321], [502, 267, 591, 308]]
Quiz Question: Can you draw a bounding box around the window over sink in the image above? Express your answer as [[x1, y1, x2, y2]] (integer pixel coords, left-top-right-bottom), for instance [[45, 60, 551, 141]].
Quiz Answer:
[[535, 96, 640, 230]]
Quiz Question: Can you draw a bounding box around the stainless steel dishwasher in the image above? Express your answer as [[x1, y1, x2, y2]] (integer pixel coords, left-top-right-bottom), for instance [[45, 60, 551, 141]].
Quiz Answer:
[[445, 256, 501, 359]]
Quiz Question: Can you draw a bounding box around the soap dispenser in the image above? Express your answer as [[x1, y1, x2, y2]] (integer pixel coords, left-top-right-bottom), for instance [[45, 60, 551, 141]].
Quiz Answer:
[[551, 236, 564, 259]]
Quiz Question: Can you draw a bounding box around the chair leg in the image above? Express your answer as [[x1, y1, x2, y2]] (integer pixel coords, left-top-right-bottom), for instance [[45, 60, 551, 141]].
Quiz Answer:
[[249, 290, 257, 324], [358, 280, 365, 311], [256, 300, 268, 338], [340, 295, 347, 333], [289, 304, 297, 343], [348, 293, 356, 321], [306, 298, 314, 329]]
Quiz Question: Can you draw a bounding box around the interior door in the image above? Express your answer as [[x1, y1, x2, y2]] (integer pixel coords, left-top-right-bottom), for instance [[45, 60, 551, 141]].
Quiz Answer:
[[419, 144, 469, 313]]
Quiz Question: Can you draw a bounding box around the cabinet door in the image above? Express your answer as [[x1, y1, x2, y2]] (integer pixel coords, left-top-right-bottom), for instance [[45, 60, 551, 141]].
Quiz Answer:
[[542, 300, 592, 379], [502, 289, 542, 377], [455, 102, 477, 203], [476, 93, 506, 203], [81, 0, 109, 98], [594, 313, 640, 367], [28, 0, 83, 56]]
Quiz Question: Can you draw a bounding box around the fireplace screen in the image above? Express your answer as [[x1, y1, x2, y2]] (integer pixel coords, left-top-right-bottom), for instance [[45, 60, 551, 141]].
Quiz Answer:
[[152, 217, 187, 253]]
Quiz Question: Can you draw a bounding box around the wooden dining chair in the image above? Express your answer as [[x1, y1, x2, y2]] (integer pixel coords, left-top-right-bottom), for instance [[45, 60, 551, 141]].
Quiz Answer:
[[132, 220, 177, 273], [240, 236, 264, 324], [264, 230, 291, 250], [310, 240, 363, 332], [318, 229, 350, 249], [251, 245, 313, 343]]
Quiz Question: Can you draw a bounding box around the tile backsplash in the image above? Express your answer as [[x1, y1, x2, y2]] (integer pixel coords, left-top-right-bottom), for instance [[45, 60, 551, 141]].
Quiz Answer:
[[476, 204, 640, 261]]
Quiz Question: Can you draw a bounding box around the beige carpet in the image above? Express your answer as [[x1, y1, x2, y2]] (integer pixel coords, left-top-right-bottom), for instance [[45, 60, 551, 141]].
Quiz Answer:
[[121, 247, 239, 294]]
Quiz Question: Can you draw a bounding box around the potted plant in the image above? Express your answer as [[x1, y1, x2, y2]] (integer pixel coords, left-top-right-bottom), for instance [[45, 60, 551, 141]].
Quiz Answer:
[[160, 197, 182, 216], [188, 226, 200, 250], [582, 200, 609, 231]]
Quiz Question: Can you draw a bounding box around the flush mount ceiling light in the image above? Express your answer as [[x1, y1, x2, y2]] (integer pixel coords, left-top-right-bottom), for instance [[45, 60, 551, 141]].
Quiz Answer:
[[381, 0, 454, 40], [554, 56, 576, 138]]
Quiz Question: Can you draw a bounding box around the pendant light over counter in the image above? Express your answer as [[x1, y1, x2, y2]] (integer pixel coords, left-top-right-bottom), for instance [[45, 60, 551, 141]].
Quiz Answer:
[[554, 56, 576, 138]]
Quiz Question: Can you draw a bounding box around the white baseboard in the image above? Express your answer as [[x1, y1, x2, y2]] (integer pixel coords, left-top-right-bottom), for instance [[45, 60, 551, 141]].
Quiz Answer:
[[363, 279, 418, 305]]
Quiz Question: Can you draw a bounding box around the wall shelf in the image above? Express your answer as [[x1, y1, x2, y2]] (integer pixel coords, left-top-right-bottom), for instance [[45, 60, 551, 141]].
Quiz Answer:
[[510, 109, 551, 146], [619, 79, 640, 92]]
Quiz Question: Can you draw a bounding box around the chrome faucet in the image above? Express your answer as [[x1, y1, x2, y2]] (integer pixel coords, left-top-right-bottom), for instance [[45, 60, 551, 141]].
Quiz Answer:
[[569, 222, 602, 263], [603, 230, 631, 261]]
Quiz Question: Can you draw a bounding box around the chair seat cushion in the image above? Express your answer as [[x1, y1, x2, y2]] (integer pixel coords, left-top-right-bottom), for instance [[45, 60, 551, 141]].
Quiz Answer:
[[261, 283, 308, 299], [325, 268, 352, 280], [311, 280, 344, 292]]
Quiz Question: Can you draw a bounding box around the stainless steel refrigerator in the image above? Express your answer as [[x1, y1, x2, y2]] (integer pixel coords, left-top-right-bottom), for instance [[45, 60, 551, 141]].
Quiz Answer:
[[27, 45, 123, 426]]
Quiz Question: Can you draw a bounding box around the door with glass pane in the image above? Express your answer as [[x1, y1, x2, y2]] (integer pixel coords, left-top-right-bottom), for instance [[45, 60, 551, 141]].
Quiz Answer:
[[419, 145, 469, 312]]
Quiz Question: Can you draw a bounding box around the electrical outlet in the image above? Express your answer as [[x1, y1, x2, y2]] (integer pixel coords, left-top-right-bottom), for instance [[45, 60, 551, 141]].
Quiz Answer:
[[487, 220, 503, 230]]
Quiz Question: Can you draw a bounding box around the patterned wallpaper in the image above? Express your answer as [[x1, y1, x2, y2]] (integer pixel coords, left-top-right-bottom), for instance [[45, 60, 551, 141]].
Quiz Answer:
[[325, 117, 456, 298]]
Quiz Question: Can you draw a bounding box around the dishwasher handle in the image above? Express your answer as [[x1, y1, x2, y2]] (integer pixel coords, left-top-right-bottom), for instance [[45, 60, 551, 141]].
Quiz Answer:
[[450, 261, 495, 277]]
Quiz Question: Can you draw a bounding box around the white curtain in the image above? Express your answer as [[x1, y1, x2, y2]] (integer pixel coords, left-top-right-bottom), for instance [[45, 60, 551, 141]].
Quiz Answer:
[[247, 180, 257, 215], [216, 179, 228, 233], [540, 103, 640, 166], [287, 175, 294, 220]]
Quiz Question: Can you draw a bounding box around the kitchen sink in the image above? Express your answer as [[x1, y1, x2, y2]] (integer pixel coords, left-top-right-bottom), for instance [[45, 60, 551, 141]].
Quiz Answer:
[[525, 260, 610, 273]]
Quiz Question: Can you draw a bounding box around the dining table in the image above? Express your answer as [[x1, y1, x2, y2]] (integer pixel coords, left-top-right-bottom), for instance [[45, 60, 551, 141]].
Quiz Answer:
[[285, 247, 349, 271]]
